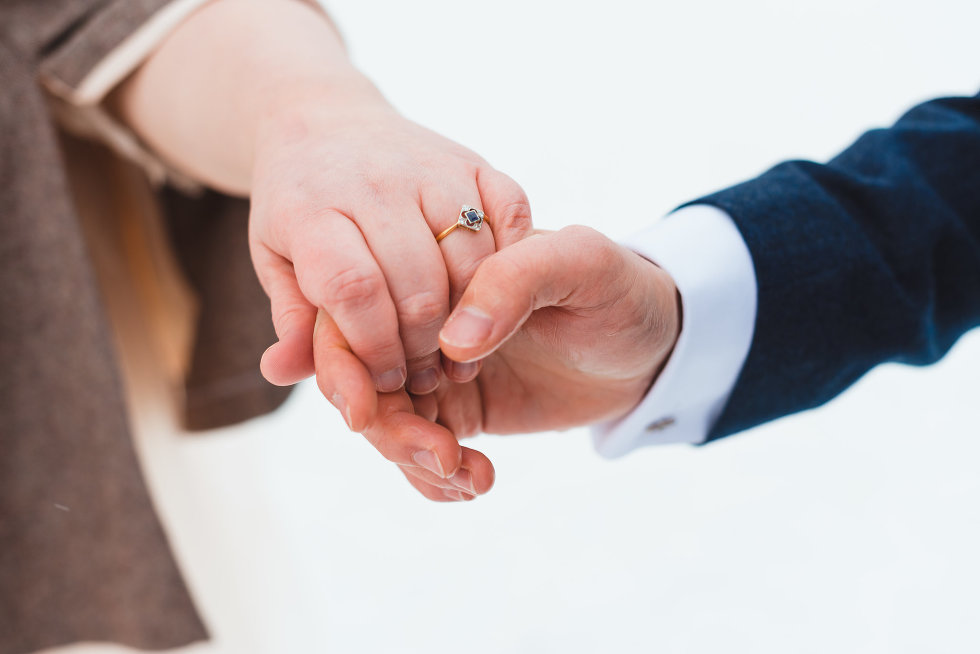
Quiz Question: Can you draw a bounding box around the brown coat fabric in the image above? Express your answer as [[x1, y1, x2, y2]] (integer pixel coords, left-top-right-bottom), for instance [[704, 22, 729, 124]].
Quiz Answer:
[[0, 2, 291, 652]]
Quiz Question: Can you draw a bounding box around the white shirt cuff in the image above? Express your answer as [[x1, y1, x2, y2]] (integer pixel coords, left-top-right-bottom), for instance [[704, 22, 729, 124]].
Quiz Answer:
[[591, 204, 758, 457]]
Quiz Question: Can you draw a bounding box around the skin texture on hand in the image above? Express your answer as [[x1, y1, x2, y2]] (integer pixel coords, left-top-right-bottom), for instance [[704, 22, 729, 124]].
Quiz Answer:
[[435, 226, 681, 434], [249, 99, 532, 398], [109, 0, 531, 410], [109, 0, 675, 503], [314, 226, 682, 502]]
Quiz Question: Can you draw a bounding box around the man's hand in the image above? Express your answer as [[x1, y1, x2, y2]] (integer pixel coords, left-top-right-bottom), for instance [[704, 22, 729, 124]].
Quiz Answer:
[[315, 226, 681, 501], [434, 225, 681, 435]]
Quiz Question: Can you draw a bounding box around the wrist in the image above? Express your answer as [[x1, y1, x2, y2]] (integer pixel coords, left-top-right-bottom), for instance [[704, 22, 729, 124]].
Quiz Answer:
[[649, 268, 682, 389], [109, 0, 389, 194], [634, 252, 682, 380], [596, 254, 680, 424]]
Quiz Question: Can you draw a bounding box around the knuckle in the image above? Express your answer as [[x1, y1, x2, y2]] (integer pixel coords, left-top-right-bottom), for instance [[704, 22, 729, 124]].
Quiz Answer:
[[455, 416, 482, 440], [494, 194, 533, 233], [397, 290, 447, 331], [594, 240, 620, 270], [320, 266, 387, 312], [356, 169, 397, 206], [559, 223, 601, 241], [476, 169, 534, 245], [268, 187, 320, 228], [272, 303, 310, 337], [371, 429, 411, 465], [363, 340, 405, 368], [561, 224, 614, 261]]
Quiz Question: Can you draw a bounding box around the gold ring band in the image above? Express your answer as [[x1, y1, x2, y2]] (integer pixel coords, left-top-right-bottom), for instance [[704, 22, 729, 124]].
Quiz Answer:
[[437, 205, 488, 243], [435, 222, 461, 242]]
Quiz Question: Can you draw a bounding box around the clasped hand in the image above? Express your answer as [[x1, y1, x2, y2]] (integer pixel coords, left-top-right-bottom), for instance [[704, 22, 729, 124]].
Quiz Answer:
[[250, 98, 681, 503], [252, 102, 681, 502], [111, 0, 681, 502], [315, 226, 681, 502]]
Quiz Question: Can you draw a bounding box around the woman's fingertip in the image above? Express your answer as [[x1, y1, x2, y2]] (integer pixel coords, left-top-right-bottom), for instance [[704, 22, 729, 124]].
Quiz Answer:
[[260, 343, 290, 386], [445, 358, 481, 383], [259, 346, 275, 382]]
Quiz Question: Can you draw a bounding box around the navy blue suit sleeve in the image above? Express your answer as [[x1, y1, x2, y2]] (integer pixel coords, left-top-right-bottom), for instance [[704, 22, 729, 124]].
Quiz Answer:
[[693, 92, 980, 441]]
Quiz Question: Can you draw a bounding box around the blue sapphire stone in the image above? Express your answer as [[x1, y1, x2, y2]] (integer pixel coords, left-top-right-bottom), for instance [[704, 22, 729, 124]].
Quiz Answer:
[[462, 209, 483, 229]]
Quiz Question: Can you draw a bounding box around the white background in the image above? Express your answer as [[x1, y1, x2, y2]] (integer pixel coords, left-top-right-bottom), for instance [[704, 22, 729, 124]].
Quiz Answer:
[[138, 1, 980, 653]]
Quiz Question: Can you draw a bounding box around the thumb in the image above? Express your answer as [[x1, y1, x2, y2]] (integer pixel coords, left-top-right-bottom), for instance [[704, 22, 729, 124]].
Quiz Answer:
[[439, 226, 598, 362], [260, 296, 317, 386], [255, 249, 317, 386]]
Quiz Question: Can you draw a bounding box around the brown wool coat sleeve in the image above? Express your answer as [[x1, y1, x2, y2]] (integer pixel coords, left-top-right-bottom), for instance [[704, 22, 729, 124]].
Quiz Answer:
[[0, 3, 291, 652]]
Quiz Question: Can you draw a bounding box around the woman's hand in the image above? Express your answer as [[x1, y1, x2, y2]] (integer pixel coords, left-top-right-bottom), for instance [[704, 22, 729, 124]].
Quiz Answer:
[[314, 226, 681, 501], [110, 0, 532, 427], [251, 83, 532, 404]]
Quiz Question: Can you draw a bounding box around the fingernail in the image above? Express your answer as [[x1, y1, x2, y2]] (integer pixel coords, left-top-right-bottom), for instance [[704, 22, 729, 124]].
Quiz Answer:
[[330, 393, 351, 429], [412, 449, 446, 478], [441, 307, 494, 349], [376, 367, 406, 393], [407, 367, 440, 395], [449, 468, 477, 495], [447, 359, 480, 382]]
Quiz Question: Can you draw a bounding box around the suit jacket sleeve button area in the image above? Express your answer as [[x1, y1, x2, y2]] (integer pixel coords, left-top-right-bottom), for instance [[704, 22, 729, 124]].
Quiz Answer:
[[646, 417, 676, 432]]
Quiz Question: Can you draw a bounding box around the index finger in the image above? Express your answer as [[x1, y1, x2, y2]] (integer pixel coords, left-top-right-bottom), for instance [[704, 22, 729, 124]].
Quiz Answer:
[[314, 310, 464, 478]]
